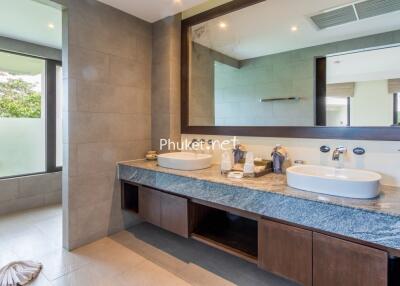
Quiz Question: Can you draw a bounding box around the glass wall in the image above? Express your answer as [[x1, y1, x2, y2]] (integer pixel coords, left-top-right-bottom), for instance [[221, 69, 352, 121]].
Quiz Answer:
[[0, 51, 46, 177], [0, 51, 62, 178]]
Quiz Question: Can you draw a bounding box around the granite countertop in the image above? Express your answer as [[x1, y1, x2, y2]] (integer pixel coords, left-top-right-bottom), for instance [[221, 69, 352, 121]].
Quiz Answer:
[[118, 160, 400, 253], [119, 159, 400, 217]]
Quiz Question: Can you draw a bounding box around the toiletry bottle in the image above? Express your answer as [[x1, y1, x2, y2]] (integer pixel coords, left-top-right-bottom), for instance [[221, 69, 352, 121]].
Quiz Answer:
[[233, 144, 247, 164], [243, 152, 255, 177], [271, 144, 288, 174], [221, 151, 232, 175]]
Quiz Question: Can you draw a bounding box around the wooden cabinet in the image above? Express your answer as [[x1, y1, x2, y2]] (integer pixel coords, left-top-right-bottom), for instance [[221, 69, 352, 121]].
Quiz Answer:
[[139, 186, 161, 227], [258, 219, 313, 286], [139, 186, 188, 238], [135, 185, 391, 286], [313, 233, 388, 286], [161, 193, 189, 238]]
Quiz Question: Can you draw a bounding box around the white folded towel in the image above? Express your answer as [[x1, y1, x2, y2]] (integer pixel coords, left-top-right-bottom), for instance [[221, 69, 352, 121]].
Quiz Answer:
[[0, 261, 42, 286]]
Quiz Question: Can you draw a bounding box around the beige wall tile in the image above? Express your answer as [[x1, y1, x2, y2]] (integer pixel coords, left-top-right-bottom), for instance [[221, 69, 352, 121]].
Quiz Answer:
[[69, 45, 109, 83], [109, 56, 144, 87], [68, 112, 144, 144], [0, 200, 17, 216], [75, 81, 141, 114], [44, 191, 62, 205], [151, 15, 181, 151], [68, 172, 114, 210], [0, 178, 18, 202], [0, 172, 61, 216], [14, 194, 45, 212], [135, 35, 152, 65], [64, 78, 77, 112]]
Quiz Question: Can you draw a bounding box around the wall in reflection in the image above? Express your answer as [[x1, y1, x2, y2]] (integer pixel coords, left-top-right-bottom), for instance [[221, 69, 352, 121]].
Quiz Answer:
[[189, 29, 400, 126]]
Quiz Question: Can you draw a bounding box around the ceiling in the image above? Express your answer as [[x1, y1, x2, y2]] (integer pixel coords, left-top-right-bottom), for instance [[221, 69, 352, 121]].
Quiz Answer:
[[192, 0, 400, 60], [0, 0, 205, 49], [0, 0, 62, 49], [327, 45, 400, 83], [97, 0, 208, 23]]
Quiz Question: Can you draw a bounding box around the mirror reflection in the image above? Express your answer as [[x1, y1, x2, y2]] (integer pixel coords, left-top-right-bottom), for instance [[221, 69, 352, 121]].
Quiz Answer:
[[188, 0, 400, 127]]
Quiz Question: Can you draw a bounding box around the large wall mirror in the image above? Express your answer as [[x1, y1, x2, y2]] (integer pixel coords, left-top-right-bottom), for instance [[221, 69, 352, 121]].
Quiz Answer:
[[181, 0, 400, 140]]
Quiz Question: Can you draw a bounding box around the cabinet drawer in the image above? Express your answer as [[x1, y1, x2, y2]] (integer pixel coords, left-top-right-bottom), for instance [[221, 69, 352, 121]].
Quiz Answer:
[[313, 233, 388, 286], [139, 186, 161, 227], [258, 219, 312, 286], [161, 192, 188, 238]]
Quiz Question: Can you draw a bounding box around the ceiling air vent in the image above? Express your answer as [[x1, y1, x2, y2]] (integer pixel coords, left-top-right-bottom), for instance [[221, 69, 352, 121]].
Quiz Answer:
[[311, 5, 358, 30], [355, 0, 400, 19]]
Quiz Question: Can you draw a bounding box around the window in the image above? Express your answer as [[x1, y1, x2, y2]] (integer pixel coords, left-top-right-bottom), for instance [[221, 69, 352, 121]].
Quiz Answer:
[[0, 50, 62, 178], [319, 46, 400, 127], [326, 97, 350, 127]]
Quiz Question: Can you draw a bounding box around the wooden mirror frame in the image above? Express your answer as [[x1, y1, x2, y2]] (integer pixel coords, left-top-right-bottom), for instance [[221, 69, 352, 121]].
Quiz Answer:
[[181, 0, 400, 141]]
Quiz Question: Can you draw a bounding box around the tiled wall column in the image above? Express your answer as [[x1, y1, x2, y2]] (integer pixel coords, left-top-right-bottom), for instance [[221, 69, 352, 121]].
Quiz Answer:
[[63, 0, 152, 250], [152, 15, 181, 152]]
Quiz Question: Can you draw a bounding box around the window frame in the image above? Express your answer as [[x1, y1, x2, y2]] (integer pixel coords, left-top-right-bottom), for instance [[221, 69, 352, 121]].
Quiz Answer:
[[346, 97, 351, 127], [0, 49, 62, 179], [394, 93, 399, 126]]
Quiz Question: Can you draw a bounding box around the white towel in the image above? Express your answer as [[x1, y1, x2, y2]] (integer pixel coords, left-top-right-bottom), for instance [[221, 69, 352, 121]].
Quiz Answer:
[[0, 261, 42, 286]]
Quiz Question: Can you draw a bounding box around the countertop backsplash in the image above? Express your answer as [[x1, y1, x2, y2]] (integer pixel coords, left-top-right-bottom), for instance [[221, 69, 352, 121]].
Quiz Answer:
[[181, 134, 400, 187]]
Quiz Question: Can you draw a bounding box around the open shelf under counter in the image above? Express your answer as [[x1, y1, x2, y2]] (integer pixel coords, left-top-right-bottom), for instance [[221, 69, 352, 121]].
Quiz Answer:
[[121, 181, 139, 213], [189, 201, 258, 263]]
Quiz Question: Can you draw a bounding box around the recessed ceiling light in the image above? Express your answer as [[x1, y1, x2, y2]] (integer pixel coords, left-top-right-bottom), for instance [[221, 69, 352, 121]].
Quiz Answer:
[[291, 26, 298, 32], [48, 23, 55, 29], [173, 0, 182, 4], [219, 22, 228, 29], [334, 60, 341, 64]]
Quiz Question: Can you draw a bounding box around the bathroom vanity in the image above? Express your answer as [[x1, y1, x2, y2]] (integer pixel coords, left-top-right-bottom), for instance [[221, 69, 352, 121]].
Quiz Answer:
[[118, 160, 400, 286]]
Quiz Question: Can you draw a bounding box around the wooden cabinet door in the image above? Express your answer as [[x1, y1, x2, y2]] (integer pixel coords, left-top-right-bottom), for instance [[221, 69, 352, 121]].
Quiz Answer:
[[161, 192, 188, 238], [313, 233, 388, 286], [139, 187, 161, 227], [258, 219, 312, 286]]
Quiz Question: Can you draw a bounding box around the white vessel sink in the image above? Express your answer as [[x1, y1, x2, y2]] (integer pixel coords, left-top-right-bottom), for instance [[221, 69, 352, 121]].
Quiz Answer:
[[286, 165, 381, 199], [157, 152, 212, 171]]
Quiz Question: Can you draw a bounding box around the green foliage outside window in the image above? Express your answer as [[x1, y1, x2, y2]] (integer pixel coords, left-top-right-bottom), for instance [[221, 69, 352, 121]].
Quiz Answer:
[[0, 78, 41, 118]]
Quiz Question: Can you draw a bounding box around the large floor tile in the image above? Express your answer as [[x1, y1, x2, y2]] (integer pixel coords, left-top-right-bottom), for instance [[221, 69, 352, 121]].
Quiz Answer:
[[178, 263, 236, 286], [112, 223, 298, 286], [116, 260, 191, 286], [8, 228, 60, 260], [37, 249, 90, 281], [72, 238, 145, 279], [0, 247, 19, 268], [0, 205, 295, 286], [27, 273, 52, 286], [51, 265, 123, 286]]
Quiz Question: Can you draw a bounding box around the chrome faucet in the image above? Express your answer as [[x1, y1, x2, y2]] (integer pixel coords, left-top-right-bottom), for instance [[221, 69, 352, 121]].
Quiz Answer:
[[189, 139, 207, 153], [188, 139, 199, 153], [332, 147, 347, 161]]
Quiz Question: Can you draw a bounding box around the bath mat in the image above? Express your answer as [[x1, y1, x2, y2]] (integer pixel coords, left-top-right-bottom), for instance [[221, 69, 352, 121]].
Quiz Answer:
[[0, 261, 42, 286]]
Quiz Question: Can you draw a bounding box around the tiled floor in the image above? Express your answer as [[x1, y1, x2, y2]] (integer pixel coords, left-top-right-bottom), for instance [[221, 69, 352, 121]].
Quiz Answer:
[[0, 205, 296, 286]]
